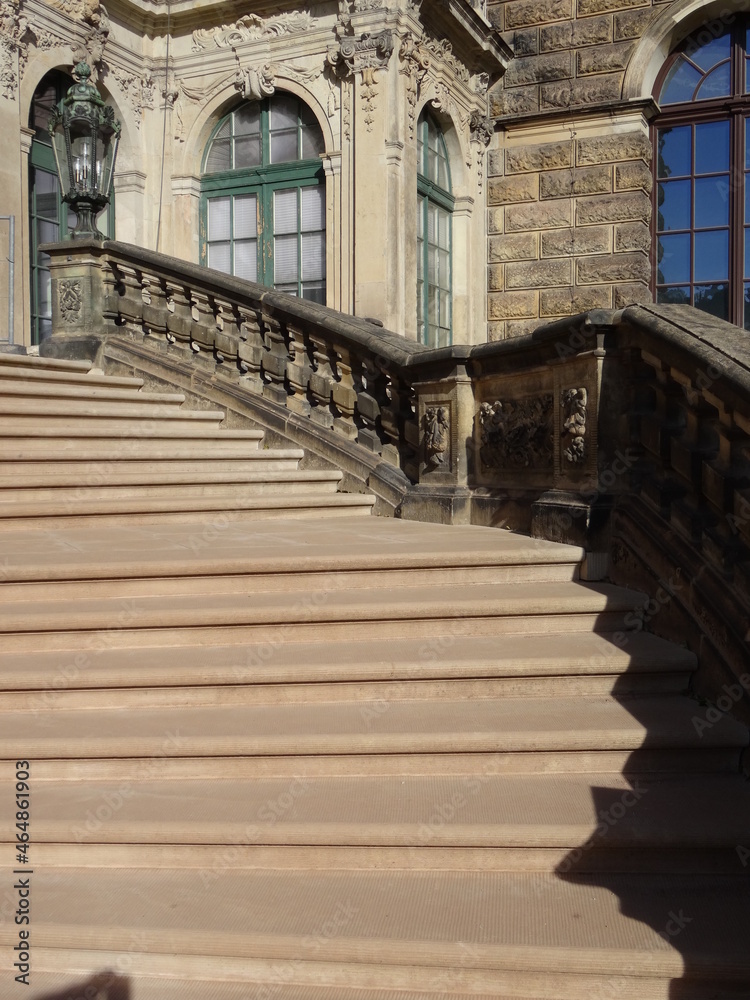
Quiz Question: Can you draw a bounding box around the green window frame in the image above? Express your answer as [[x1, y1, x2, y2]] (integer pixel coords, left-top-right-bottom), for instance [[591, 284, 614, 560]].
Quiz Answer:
[[200, 94, 326, 303], [417, 111, 454, 349], [28, 71, 113, 344]]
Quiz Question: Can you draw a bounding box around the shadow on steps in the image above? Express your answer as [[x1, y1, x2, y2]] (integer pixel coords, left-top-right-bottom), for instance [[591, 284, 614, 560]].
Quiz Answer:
[[32, 971, 129, 1000]]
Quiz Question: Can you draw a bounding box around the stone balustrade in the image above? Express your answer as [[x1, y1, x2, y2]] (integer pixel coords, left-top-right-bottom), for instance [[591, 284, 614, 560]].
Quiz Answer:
[[42, 239, 750, 711]]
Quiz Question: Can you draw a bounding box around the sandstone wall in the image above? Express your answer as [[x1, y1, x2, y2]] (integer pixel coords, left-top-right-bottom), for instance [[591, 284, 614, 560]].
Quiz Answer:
[[485, 0, 671, 338]]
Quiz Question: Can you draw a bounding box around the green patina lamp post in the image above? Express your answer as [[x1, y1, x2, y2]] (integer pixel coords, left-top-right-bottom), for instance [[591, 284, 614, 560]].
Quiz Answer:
[[48, 62, 120, 240]]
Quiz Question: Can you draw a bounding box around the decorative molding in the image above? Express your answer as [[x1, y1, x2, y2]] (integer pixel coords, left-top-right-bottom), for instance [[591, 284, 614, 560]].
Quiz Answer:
[[479, 396, 554, 471], [423, 405, 450, 468], [111, 66, 155, 128], [0, 0, 30, 100], [561, 387, 587, 464], [59, 279, 83, 323], [399, 33, 430, 139], [72, 2, 109, 79], [421, 34, 469, 83], [192, 11, 315, 52], [327, 29, 393, 131], [234, 57, 323, 101], [470, 110, 492, 190]]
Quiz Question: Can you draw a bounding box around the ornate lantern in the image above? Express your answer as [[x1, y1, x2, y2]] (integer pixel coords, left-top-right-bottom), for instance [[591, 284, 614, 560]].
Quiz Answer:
[[48, 62, 121, 240]]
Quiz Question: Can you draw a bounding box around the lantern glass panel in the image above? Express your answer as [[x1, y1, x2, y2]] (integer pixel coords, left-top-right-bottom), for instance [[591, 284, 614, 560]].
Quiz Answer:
[[98, 134, 118, 197], [50, 128, 72, 199]]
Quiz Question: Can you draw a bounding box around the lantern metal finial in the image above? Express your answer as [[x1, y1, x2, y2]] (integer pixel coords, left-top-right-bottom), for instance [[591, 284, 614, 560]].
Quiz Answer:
[[48, 61, 121, 240]]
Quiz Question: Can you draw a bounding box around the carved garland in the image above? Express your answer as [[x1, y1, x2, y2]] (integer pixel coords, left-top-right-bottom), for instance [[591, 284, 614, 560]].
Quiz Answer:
[[423, 405, 450, 468], [561, 387, 587, 464], [479, 396, 554, 471]]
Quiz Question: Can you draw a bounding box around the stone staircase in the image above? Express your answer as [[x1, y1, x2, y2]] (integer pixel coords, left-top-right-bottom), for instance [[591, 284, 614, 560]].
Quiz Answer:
[[1, 352, 749, 1000]]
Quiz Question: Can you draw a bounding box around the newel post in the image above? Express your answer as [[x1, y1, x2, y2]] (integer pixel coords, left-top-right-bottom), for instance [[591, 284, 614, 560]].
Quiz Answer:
[[40, 238, 109, 362], [400, 353, 475, 524]]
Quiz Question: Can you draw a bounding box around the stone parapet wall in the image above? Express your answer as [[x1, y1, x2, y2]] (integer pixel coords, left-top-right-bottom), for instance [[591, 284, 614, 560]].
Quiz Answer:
[[486, 0, 671, 336]]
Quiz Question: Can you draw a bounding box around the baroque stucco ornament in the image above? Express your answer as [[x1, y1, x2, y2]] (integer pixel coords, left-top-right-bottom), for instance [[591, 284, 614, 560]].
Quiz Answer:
[[399, 33, 430, 138], [192, 12, 315, 51], [479, 396, 554, 471], [328, 28, 393, 131], [234, 57, 323, 101], [59, 279, 83, 323]]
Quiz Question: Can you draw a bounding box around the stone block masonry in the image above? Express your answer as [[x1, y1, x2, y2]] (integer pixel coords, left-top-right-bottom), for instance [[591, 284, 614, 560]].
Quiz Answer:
[[486, 0, 659, 337]]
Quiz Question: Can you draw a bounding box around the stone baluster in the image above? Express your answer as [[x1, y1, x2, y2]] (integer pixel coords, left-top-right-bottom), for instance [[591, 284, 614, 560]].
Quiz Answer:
[[165, 282, 193, 346], [260, 313, 291, 406], [308, 335, 336, 430], [237, 307, 265, 392], [115, 265, 145, 330], [102, 261, 124, 328], [141, 273, 169, 339], [286, 323, 312, 418], [355, 356, 386, 455], [380, 370, 415, 470], [213, 298, 240, 367], [190, 290, 216, 357], [331, 345, 358, 441]]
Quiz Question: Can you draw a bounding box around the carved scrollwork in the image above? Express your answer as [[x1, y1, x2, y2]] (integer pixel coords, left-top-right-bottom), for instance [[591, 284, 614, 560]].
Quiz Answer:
[[328, 29, 393, 130], [192, 11, 315, 51], [423, 405, 450, 468], [479, 396, 554, 470], [59, 279, 83, 324], [561, 387, 587, 464], [399, 33, 430, 139]]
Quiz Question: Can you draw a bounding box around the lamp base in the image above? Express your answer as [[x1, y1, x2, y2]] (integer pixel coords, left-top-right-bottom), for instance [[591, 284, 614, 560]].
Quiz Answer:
[[65, 194, 108, 241]]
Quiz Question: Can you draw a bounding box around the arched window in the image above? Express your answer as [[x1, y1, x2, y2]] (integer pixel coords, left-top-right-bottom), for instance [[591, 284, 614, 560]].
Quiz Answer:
[[653, 21, 750, 327], [201, 94, 326, 303], [417, 110, 453, 348], [28, 70, 114, 343]]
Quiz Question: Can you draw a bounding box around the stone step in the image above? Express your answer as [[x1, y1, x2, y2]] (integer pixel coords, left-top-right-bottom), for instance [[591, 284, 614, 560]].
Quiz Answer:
[[0, 578, 646, 635], [0, 492, 376, 531], [0, 694, 742, 759], [3, 773, 747, 865], [0, 424, 264, 440], [0, 473, 344, 506], [0, 396, 225, 421], [0, 468, 333, 492], [0, 351, 92, 372], [0, 455, 303, 479], [0, 379, 183, 404], [0, 439, 296, 460], [1, 867, 747, 996], [0, 361, 144, 388], [0, 631, 694, 696]]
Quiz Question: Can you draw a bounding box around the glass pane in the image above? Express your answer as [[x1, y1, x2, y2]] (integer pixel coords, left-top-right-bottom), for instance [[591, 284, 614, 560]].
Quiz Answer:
[[658, 234, 691, 283], [428, 286, 439, 324], [745, 229, 750, 278], [274, 234, 298, 284], [301, 232, 325, 281], [695, 176, 729, 228], [234, 195, 257, 240], [36, 219, 59, 244], [660, 58, 702, 104], [744, 284, 750, 328], [234, 136, 260, 169], [301, 283, 325, 304], [658, 180, 691, 231], [32, 83, 57, 141], [695, 230, 729, 280], [208, 198, 230, 241], [234, 240, 257, 282], [270, 130, 298, 164], [745, 175, 750, 224], [208, 243, 230, 273], [214, 119, 231, 141], [301, 125, 324, 159], [657, 127, 691, 178], [270, 94, 298, 130], [746, 118, 750, 168], [38, 270, 52, 313], [695, 121, 729, 174], [274, 189, 298, 235], [657, 285, 690, 305], [438, 249, 450, 288], [694, 283, 729, 319], [300, 186, 324, 232], [206, 139, 231, 173], [233, 106, 260, 136], [695, 61, 731, 100], [688, 29, 731, 72], [428, 246, 437, 284], [438, 210, 450, 250], [427, 204, 437, 245]]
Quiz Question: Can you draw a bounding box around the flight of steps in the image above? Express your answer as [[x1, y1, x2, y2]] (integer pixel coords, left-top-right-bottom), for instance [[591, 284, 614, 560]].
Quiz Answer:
[[1, 351, 749, 1000]]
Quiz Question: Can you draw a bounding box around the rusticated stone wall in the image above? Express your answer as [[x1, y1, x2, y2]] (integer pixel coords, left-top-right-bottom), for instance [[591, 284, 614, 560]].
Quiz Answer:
[[485, 0, 663, 338]]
